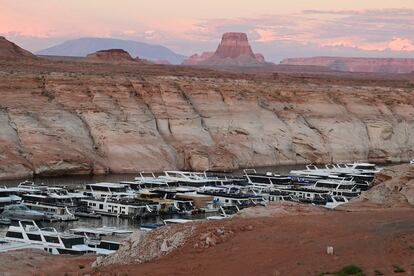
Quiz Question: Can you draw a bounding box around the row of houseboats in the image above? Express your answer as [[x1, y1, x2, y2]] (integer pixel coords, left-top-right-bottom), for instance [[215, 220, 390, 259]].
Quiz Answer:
[[0, 162, 380, 221], [0, 162, 381, 255]]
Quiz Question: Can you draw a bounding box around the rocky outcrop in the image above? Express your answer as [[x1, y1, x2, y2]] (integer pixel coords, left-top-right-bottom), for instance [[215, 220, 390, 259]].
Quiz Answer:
[[182, 52, 214, 65], [0, 57, 413, 179], [352, 164, 414, 207], [183, 33, 266, 66], [281, 57, 414, 74], [85, 49, 135, 62], [0, 36, 36, 60]]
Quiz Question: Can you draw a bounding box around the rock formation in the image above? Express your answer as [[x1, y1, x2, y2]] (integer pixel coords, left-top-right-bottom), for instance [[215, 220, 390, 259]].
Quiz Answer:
[[281, 57, 414, 74], [0, 58, 413, 180], [352, 164, 414, 207], [182, 52, 214, 65], [85, 49, 135, 62], [0, 36, 36, 60], [182, 33, 266, 66]]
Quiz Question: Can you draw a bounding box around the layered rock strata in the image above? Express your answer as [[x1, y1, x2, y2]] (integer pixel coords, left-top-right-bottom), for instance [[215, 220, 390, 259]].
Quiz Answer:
[[281, 57, 414, 74], [0, 67, 413, 179]]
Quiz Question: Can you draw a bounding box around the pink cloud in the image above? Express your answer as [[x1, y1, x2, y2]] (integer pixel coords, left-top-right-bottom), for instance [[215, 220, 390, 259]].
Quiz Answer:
[[254, 28, 278, 42]]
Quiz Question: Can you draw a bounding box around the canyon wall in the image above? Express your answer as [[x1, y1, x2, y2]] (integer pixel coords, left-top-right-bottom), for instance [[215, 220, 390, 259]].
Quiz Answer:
[[0, 66, 413, 180], [281, 57, 414, 74]]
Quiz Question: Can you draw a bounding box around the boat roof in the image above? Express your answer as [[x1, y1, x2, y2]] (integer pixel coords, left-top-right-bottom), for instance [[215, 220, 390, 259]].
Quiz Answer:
[[163, 219, 193, 224], [86, 182, 128, 188]]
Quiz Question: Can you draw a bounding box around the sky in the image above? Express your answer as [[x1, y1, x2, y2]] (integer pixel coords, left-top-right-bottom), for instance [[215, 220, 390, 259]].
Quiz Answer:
[[1, 0, 414, 62]]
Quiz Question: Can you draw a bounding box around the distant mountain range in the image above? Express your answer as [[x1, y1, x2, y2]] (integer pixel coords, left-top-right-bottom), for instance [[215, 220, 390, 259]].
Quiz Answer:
[[36, 37, 186, 64]]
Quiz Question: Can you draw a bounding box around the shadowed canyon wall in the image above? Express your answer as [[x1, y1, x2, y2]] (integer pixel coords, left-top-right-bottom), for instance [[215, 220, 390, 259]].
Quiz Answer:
[[0, 70, 413, 179]]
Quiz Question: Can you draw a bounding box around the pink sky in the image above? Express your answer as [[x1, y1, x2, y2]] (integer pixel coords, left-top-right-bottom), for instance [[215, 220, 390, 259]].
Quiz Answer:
[[1, 0, 414, 61]]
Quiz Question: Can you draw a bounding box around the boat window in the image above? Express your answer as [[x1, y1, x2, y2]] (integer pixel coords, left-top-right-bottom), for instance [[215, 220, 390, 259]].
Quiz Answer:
[[354, 165, 375, 170], [62, 237, 84, 248], [45, 236, 60, 244], [334, 196, 346, 202], [6, 231, 23, 239], [10, 220, 20, 226], [27, 234, 42, 241]]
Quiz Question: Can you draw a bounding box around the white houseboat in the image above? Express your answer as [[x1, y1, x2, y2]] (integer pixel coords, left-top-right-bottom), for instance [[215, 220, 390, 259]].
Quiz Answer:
[[0, 220, 119, 255]]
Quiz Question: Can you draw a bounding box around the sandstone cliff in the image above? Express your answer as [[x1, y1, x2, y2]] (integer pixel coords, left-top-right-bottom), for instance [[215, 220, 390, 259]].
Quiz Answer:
[[0, 36, 36, 60], [0, 56, 413, 179], [183, 33, 266, 66], [85, 49, 135, 62], [281, 57, 414, 74]]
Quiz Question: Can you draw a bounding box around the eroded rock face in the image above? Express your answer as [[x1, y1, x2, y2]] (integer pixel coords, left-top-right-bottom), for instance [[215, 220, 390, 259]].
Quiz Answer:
[[0, 36, 35, 60], [183, 33, 266, 66], [213, 32, 255, 59], [281, 57, 414, 74], [0, 67, 413, 179], [85, 49, 135, 62], [351, 164, 414, 207]]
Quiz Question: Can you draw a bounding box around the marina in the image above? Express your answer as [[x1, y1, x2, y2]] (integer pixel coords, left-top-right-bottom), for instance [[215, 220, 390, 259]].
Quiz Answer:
[[0, 162, 386, 248]]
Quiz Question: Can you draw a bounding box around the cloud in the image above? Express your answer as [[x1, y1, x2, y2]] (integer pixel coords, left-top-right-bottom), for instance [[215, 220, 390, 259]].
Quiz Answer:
[[254, 28, 278, 42], [2, 5, 414, 61]]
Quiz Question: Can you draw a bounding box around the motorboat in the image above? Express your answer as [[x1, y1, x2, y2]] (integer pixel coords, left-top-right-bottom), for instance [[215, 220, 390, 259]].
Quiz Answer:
[[0, 204, 49, 222]]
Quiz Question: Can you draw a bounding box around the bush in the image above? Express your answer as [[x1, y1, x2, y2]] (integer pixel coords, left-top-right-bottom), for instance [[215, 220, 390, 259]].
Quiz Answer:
[[393, 265, 405, 273], [336, 265, 364, 276]]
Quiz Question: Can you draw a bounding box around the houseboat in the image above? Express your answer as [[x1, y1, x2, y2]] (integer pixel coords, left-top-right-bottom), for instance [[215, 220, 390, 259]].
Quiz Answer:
[[82, 183, 135, 199], [0, 220, 119, 255], [197, 186, 265, 209], [243, 169, 292, 188], [81, 197, 160, 218]]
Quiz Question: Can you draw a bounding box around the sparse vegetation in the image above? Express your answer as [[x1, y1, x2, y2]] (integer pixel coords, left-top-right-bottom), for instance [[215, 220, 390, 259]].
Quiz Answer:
[[78, 264, 85, 269], [336, 265, 364, 276], [393, 265, 405, 273], [318, 265, 364, 276], [374, 270, 383, 275], [41, 89, 55, 101]]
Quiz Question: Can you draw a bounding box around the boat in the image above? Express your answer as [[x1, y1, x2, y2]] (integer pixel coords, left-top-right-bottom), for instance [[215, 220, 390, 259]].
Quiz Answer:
[[310, 179, 361, 199], [81, 197, 160, 218], [0, 220, 120, 255], [243, 169, 292, 188], [163, 218, 193, 225], [278, 187, 331, 205], [69, 227, 132, 239], [22, 201, 77, 221], [139, 223, 164, 231], [157, 171, 223, 187], [0, 187, 22, 209], [136, 190, 196, 215], [0, 204, 50, 221], [81, 182, 135, 199], [197, 186, 265, 209], [325, 196, 349, 209]]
